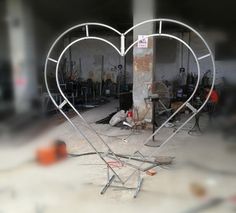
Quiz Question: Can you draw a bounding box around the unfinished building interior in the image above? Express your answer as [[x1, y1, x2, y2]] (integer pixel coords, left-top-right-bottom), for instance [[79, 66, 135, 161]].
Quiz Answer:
[[0, 0, 236, 212]]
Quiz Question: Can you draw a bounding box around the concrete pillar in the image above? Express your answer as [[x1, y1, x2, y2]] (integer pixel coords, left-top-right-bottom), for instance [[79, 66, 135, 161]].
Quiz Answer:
[[6, 0, 37, 114], [133, 0, 156, 120]]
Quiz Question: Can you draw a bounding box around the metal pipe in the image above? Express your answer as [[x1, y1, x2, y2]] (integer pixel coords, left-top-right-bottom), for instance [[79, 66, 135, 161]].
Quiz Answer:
[[125, 33, 200, 154], [44, 19, 216, 192], [54, 37, 123, 165]]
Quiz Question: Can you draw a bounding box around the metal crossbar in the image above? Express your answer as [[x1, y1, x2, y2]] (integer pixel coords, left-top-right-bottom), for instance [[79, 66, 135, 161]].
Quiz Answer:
[[44, 18, 215, 197]]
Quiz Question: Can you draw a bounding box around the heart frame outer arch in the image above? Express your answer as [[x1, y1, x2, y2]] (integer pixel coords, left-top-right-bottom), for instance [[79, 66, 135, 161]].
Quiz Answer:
[[44, 19, 215, 172]]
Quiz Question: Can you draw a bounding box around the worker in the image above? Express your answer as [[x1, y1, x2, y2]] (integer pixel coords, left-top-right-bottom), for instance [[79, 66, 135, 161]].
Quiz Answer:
[[205, 86, 219, 104], [205, 86, 219, 123]]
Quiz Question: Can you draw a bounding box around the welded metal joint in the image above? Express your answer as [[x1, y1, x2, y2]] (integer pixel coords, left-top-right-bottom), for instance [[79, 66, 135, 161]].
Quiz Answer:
[[159, 20, 162, 34], [85, 25, 89, 37], [120, 34, 125, 56], [186, 102, 197, 113], [58, 100, 67, 109]]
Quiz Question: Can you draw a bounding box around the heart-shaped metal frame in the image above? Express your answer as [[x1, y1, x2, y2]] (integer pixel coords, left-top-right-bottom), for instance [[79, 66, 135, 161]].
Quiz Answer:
[[44, 18, 215, 197]]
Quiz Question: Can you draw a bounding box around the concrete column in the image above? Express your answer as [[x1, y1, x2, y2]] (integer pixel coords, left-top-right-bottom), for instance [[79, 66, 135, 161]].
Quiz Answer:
[[133, 0, 156, 120], [6, 0, 37, 114]]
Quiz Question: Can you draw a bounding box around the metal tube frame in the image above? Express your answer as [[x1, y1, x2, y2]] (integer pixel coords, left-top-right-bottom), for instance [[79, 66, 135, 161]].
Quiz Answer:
[[44, 18, 215, 197]]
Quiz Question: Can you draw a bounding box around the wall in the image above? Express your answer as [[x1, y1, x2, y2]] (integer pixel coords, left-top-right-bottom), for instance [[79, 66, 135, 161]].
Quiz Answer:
[[63, 35, 133, 84], [34, 17, 57, 73], [0, 1, 9, 62], [154, 33, 180, 82], [61, 30, 236, 86], [154, 30, 236, 84]]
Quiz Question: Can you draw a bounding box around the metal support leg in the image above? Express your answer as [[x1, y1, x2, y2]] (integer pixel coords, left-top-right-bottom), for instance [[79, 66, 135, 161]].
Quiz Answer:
[[107, 165, 110, 182], [101, 175, 115, 195], [152, 101, 156, 141], [145, 99, 163, 147], [133, 171, 144, 198], [188, 113, 202, 136]]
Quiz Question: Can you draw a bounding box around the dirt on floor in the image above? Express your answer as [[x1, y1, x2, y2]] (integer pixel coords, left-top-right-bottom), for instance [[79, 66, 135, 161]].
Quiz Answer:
[[0, 100, 236, 213]]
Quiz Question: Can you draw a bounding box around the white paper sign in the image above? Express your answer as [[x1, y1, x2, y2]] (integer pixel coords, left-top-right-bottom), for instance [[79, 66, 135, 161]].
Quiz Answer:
[[138, 35, 148, 48]]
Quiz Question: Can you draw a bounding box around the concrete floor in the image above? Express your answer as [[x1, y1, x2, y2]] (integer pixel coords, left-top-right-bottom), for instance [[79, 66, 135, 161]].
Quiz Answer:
[[0, 100, 236, 213]]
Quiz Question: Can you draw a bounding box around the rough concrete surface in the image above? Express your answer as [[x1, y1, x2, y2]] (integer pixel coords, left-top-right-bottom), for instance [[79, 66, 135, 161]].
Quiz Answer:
[[0, 101, 236, 213]]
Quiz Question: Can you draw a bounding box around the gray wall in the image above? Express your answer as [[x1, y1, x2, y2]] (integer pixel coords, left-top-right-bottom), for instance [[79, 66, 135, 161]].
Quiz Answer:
[[64, 36, 133, 83], [0, 1, 9, 61], [155, 31, 236, 84], [34, 17, 56, 71], [62, 30, 236, 85]]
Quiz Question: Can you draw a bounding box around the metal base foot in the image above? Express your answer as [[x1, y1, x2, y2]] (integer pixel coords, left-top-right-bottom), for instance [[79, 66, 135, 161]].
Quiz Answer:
[[188, 124, 202, 136], [100, 175, 115, 195], [100, 167, 144, 198], [133, 178, 143, 198]]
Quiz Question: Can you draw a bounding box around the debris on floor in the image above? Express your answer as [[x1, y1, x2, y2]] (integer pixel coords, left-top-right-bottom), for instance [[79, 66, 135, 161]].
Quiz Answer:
[[109, 110, 127, 126], [154, 156, 175, 165], [190, 182, 207, 197], [146, 169, 157, 176], [107, 160, 124, 168], [183, 197, 224, 213], [36, 140, 67, 166]]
